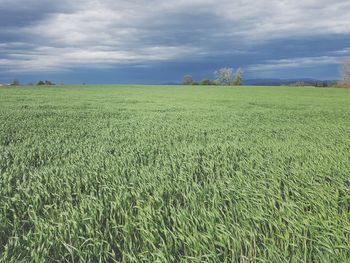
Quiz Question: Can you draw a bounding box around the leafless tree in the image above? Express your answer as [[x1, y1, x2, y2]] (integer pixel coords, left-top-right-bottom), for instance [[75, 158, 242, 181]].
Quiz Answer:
[[233, 68, 243, 85], [215, 67, 244, 86], [182, 75, 193, 85], [215, 67, 234, 85], [338, 58, 350, 87], [343, 58, 350, 82]]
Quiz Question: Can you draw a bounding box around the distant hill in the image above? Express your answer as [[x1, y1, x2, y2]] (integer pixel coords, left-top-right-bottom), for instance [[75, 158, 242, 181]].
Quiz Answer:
[[160, 79, 337, 86], [244, 78, 337, 86], [160, 82, 179, 85]]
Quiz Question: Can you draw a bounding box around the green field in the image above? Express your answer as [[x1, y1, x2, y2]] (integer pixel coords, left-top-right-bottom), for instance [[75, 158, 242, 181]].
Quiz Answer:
[[0, 85, 350, 262]]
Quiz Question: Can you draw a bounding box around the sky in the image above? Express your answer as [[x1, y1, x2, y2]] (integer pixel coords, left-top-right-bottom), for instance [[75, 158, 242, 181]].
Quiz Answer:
[[1, 0, 350, 84]]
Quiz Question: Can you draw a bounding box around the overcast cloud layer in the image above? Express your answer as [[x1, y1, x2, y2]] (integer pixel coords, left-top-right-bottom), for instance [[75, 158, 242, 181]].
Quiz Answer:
[[1, 0, 350, 83]]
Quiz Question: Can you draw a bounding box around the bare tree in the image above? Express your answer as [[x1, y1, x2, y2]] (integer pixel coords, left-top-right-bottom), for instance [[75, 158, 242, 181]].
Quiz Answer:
[[338, 58, 350, 87], [343, 58, 350, 83], [182, 75, 193, 85], [215, 67, 244, 86], [215, 67, 234, 85], [233, 68, 243, 85]]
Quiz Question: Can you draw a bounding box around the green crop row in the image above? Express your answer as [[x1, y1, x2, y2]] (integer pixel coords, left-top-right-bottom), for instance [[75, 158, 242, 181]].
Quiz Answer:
[[0, 85, 349, 262]]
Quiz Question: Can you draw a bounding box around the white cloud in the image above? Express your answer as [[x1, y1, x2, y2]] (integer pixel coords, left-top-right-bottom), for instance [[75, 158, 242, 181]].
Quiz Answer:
[[331, 48, 350, 56], [0, 45, 202, 72], [28, 0, 350, 42], [248, 56, 343, 72]]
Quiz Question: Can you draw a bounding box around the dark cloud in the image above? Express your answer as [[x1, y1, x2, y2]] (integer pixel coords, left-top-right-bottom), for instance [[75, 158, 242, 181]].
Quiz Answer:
[[0, 0, 350, 83], [0, 0, 77, 26]]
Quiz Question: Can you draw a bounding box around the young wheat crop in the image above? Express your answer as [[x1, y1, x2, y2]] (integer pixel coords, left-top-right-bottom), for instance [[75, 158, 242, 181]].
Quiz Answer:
[[0, 85, 349, 262]]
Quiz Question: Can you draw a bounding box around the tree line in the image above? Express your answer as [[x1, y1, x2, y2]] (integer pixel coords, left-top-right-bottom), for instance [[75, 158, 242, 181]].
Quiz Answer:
[[183, 59, 350, 88], [182, 67, 243, 86], [2, 59, 349, 88], [6, 80, 56, 86]]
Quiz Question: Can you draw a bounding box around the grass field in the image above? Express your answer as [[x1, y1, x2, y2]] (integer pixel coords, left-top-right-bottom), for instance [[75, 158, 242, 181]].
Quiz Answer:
[[0, 85, 350, 262]]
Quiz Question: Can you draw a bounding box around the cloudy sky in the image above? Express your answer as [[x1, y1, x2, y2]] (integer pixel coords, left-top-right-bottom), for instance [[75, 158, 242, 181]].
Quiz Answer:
[[1, 0, 350, 84]]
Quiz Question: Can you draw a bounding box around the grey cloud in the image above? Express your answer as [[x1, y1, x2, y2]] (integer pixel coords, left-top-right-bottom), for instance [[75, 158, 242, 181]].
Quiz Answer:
[[0, 0, 80, 27], [1, 0, 350, 74], [248, 56, 343, 72]]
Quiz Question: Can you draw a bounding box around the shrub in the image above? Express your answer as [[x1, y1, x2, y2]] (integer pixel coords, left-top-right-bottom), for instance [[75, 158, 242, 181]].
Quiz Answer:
[[199, 79, 217, 85], [37, 80, 55, 86]]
